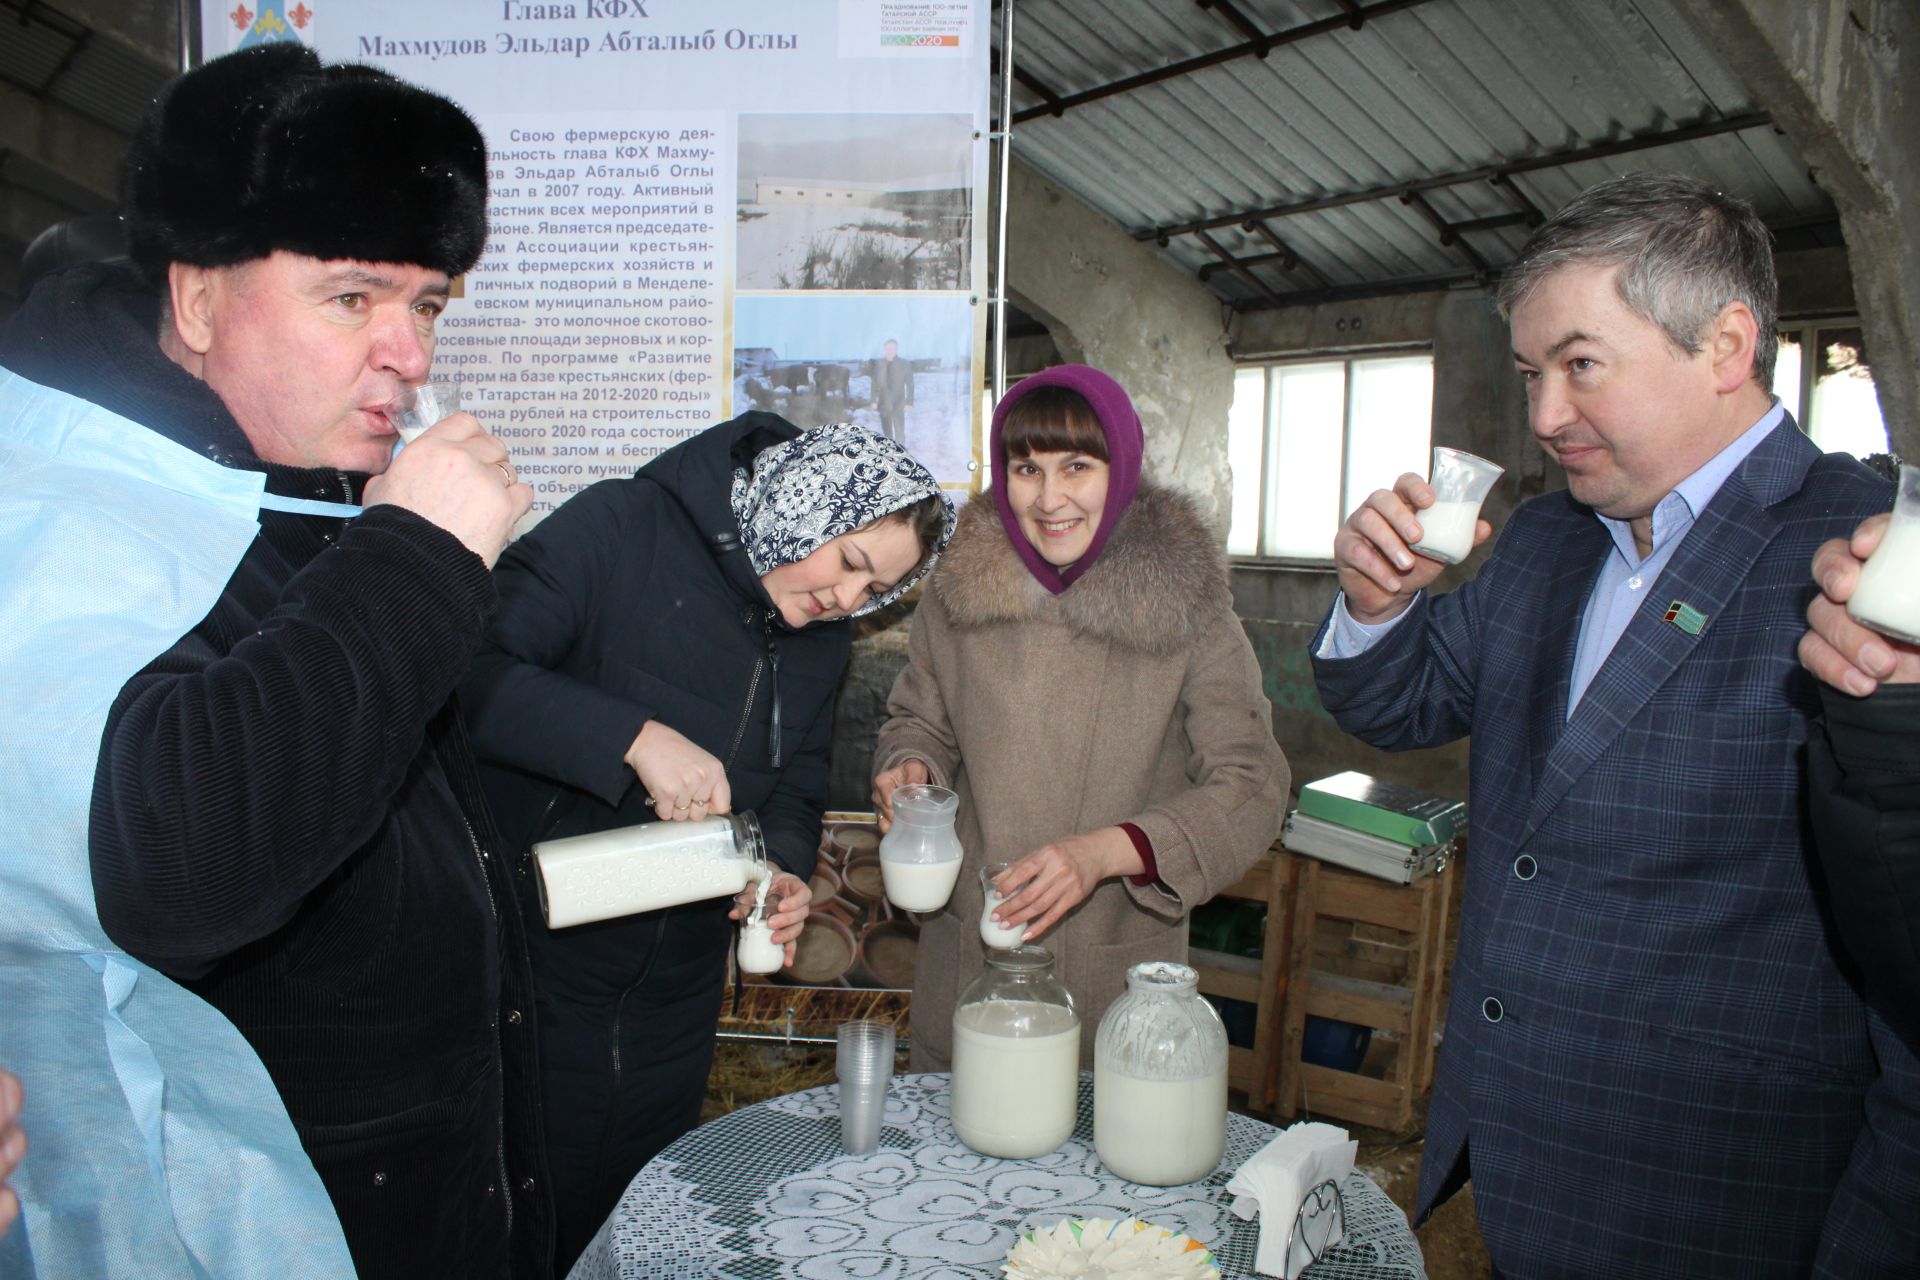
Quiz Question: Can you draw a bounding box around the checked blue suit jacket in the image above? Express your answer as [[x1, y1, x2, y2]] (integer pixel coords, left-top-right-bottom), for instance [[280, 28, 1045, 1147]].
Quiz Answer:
[[1312, 421, 1920, 1278]]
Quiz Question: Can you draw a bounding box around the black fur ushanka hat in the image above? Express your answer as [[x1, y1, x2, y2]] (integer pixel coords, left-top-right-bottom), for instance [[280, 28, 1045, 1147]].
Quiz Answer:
[[121, 43, 488, 284]]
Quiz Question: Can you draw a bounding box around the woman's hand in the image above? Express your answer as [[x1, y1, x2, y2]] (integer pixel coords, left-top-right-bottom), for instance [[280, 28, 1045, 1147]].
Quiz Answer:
[[1, 1068, 24, 1240], [625, 720, 732, 821], [870, 758, 931, 832], [730, 872, 813, 965], [991, 827, 1145, 942], [1800, 513, 1920, 695]]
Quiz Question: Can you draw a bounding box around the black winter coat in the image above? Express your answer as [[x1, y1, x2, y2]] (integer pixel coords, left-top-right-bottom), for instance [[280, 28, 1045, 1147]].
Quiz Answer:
[[0, 263, 553, 1280], [1812, 683, 1920, 1048], [460, 412, 848, 1264]]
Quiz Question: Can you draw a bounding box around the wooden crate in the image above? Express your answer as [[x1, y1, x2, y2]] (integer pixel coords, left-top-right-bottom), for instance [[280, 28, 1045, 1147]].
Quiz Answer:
[[1273, 852, 1454, 1132], [1190, 844, 1301, 1114]]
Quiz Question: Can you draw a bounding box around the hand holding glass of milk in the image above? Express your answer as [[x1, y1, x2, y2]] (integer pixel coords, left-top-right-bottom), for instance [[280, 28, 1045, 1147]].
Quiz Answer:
[[1846, 464, 1920, 647], [979, 861, 1030, 948], [1409, 446, 1504, 566]]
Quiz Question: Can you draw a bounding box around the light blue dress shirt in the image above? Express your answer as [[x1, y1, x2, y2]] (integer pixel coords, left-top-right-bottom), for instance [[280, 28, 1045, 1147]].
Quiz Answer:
[[1320, 402, 1788, 715]]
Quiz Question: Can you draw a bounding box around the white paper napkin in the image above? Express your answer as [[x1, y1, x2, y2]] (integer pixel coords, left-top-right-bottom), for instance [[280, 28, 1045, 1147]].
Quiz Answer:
[[1225, 1121, 1357, 1278]]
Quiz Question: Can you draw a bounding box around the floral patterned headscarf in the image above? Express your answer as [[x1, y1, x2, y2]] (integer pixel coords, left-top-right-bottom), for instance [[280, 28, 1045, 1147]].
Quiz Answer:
[[729, 421, 956, 616]]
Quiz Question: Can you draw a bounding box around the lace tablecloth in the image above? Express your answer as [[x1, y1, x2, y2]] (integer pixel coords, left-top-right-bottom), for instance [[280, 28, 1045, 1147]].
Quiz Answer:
[[571, 1072, 1426, 1280]]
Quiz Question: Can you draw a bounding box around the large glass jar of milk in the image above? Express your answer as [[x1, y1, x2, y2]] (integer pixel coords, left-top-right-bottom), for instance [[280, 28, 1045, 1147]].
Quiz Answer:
[[1093, 961, 1228, 1185], [950, 944, 1080, 1159], [532, 812, 770, 929], [880, 783, 964, 912]]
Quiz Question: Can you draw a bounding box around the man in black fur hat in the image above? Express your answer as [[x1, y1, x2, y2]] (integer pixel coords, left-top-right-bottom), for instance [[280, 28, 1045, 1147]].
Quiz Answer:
[[0, 44, 553, 1279]]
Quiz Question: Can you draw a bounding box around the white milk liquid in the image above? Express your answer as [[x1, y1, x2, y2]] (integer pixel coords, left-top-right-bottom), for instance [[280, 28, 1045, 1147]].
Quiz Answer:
[[881, 856, 962, 912], [1410, 500, 1481, 565], [950, 1000, 1081, 1158], [536, 823, 770, 929], [736, 919, 785, 974], [978, 889, 1027, 948], [1093, 1063, 1228, 1185], [1848, 513, 1920, 645]]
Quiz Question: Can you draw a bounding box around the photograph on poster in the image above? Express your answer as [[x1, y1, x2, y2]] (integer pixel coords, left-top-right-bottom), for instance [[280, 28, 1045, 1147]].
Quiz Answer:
[[734, 293, 976, 486], [736, 113, 973, 291]]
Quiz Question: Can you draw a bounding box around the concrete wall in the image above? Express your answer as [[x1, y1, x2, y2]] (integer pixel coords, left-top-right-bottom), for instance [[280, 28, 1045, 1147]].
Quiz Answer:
[[1000, 156, 1239, 526], [1683, 0, 1919, 461]]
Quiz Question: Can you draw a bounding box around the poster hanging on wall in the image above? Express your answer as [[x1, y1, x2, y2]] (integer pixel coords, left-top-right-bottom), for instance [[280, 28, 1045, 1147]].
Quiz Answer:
[[199, 0, 991, 523]]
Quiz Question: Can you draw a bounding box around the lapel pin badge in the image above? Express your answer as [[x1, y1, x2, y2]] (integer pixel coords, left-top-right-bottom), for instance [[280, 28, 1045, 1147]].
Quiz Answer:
[[1662, 600, 1708, 635]]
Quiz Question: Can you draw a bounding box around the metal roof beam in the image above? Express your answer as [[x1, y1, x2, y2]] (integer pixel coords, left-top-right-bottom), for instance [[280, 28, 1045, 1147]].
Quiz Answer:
[[1195, 229, 1285, 304], [1141, 110, 1774, 243], [1223, 210, 1838, 309], [1237, 269, 1484, 310], [1011, 0, 1439, 126], [1195, 0, 1273, 52], [1242, 219, 1329, 289], [991, 45, 1068, 119], [1400, 188, 1491, 276]]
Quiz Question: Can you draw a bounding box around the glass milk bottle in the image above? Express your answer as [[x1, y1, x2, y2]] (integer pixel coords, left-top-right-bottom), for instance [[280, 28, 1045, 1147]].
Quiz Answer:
[[950, 944, 1080, 1159], [1093, 961, 1229, 1185], [880, 783, 964, 911], [532, 812, 769, 929]]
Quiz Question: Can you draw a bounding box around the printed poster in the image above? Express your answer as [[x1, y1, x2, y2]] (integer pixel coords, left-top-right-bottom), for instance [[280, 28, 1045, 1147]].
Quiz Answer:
[[200, 1, 993, 521]]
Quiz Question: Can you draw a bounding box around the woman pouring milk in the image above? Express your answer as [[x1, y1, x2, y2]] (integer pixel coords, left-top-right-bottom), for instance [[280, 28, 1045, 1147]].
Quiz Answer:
[[463, 414, 952, 1270], [872, 365, 1288, 1069]]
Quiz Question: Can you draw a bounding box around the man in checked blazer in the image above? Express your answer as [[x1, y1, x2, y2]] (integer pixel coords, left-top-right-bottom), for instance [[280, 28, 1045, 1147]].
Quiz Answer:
[[1311, 173, 1919, 1278]]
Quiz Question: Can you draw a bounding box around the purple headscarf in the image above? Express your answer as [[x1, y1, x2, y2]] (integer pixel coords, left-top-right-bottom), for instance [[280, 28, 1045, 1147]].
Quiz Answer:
[[989, 364, 1145, 594]]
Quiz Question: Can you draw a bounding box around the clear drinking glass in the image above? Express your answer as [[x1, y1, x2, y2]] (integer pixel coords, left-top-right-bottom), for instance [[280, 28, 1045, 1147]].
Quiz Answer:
[[836, 1020, 897, 1154], [1410, 446, 1503, 565], [978, 861, 1027, 948], [384, 378, 463, 443], [1847, 463, 1920, 645]]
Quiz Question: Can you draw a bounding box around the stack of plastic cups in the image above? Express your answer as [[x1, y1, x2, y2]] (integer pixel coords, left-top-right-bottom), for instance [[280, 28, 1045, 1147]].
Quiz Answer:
[[836, 1020, 897, 1154]]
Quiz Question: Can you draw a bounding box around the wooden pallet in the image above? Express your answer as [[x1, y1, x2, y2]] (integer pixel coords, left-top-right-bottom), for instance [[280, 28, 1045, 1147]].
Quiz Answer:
[[1274, 853, 1454, 1132]]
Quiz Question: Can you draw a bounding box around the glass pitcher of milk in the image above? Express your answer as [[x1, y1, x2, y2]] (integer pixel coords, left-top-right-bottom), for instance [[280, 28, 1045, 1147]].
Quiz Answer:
[[950, 944, 1081, 1159], [532, 812, 769, 929], [1847, 463, 1920, 645], [879, 783, 964, 911], [1093, 961, 1229, 1186]]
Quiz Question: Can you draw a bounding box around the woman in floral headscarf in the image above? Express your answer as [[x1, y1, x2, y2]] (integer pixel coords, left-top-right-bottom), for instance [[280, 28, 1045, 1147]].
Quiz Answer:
[[463, 412, 952, 1270]]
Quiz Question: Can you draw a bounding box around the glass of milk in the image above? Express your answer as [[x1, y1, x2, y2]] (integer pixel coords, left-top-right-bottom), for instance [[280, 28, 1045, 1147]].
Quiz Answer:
[[978, 861, 1029, 948], [1847, 464, 1920, 646], [736, 917, 785, 975], [879, 784, 963, 912], [1410, 446, 1504, 565], [384, 378, 463, 444]]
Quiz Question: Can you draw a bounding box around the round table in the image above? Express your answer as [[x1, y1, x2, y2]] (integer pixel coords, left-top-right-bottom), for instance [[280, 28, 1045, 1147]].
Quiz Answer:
[[571, 1072, 1426, 1280]]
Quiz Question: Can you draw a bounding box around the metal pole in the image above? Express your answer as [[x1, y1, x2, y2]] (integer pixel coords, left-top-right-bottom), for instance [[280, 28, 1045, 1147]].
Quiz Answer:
[[992, 0, 1017, 402], [178, 0, 201, 70]]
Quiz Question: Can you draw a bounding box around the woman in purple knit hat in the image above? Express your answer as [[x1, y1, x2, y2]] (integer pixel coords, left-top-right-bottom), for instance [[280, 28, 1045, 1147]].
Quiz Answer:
[[872, 365, 1290, 1068]]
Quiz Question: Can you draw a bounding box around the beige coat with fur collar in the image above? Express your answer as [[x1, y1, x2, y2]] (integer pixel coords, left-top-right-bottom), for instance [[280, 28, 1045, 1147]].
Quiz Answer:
[[876, 482, 1289, 1069]]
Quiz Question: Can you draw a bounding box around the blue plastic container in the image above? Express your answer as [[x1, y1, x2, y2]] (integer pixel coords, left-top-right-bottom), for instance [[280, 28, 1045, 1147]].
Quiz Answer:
[[1300, 1015, 1372, 1072]]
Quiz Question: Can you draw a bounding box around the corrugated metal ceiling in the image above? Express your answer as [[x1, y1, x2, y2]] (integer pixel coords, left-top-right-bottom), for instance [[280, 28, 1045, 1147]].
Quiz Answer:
[[998, 0, 1835, 309]]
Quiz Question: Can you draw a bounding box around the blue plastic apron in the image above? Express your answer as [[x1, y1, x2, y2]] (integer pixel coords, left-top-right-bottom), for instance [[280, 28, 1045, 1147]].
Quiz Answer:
[[0, 368, 356, 1278]]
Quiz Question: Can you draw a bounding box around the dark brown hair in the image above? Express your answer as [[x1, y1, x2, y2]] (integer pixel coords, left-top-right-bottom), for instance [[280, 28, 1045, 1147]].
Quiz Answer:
[[999, 386, 1109, 463], [885, 491, 951, 559]]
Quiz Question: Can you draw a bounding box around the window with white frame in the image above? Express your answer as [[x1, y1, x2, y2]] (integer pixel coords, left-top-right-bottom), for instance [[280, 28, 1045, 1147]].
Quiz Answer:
[[1771, 319, 1890, 459], [1227, 352, 1435, 560]]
